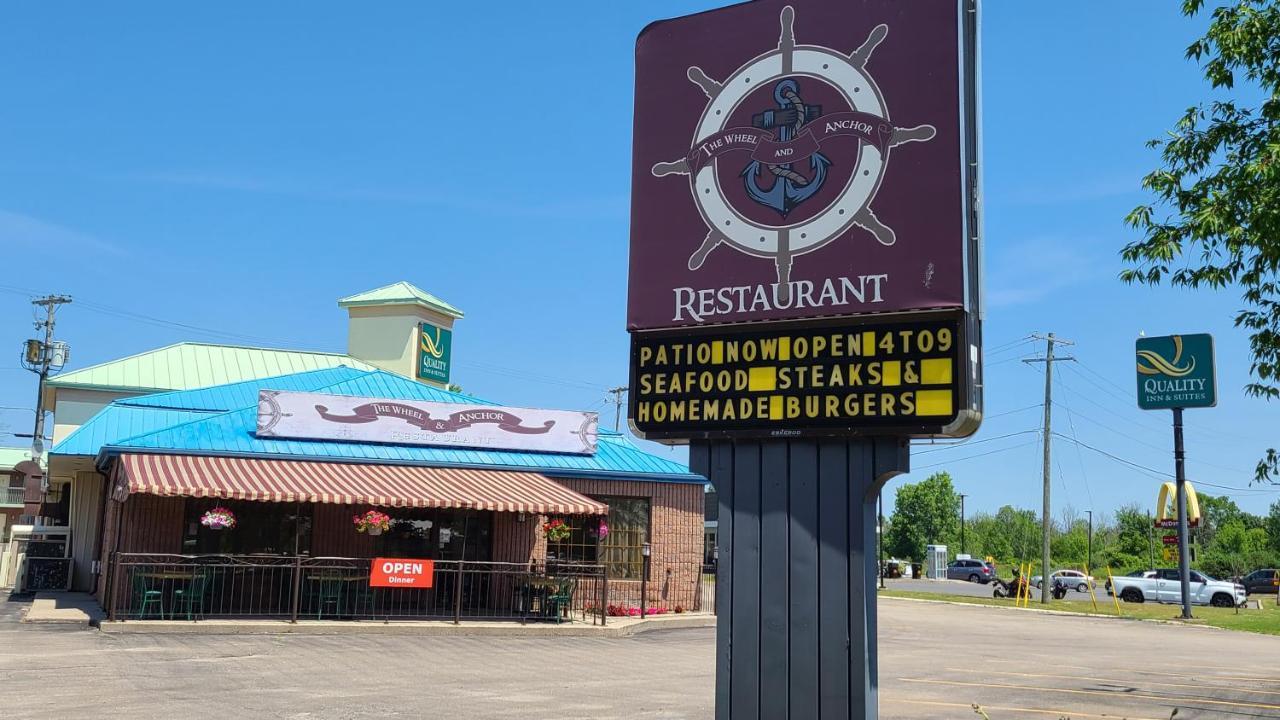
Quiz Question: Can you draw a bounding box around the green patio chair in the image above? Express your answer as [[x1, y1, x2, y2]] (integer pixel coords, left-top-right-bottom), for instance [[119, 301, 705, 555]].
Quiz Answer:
[[173, 571, 209, 621], [547, 578, 575, 624], [316, 576, 343, 619], [131, 573, 164, 620]]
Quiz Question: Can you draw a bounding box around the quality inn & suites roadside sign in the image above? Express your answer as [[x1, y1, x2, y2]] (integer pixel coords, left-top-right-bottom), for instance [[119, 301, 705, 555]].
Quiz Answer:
[[1135, 333, 1216, 410]]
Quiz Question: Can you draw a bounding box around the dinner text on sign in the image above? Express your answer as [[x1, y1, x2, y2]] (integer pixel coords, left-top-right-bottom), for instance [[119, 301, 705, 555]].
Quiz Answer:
[[629, 318, 964, 439], [370, 557, 435, 588]]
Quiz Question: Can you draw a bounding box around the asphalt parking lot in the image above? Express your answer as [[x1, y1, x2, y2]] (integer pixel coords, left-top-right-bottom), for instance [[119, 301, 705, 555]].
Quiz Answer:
[[2, 593, 1277, 719]]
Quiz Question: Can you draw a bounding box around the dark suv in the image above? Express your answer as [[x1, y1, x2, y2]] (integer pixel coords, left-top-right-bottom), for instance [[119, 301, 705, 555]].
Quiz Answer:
[[946, 559, 995, 583], [1242, 569, 1279, 595]]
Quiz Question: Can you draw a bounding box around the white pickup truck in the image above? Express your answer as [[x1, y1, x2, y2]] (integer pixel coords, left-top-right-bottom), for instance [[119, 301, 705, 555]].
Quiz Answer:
[[1112, 568, 1247, 608]]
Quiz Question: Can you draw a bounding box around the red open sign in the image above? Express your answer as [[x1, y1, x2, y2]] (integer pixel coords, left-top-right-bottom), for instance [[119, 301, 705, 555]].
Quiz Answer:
[[370, 557, 434, 588]]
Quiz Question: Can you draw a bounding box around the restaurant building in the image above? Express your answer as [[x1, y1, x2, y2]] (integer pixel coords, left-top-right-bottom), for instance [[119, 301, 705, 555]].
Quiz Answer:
[[31, 283, 707, 622]]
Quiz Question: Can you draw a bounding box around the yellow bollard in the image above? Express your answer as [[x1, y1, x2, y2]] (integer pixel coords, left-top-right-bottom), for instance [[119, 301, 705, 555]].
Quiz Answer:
[[1018, 562, 1029, 608], [1106, 565, 1122, 616], [1083, 563, 1099, 613]]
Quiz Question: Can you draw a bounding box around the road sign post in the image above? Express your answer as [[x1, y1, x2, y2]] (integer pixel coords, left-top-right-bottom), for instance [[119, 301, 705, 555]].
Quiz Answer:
[[629, 1, 981, 717], [1136, 333, 1215, 621]]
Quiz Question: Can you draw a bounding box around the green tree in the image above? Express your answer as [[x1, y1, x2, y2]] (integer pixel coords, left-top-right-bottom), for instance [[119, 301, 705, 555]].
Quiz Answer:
[[1121, 0, 1280, 482], [1102, 503, 1155, 573], [1267, 500, 1280, 551], [964, 505, 1039, 567], [885, 472, 960, 562]]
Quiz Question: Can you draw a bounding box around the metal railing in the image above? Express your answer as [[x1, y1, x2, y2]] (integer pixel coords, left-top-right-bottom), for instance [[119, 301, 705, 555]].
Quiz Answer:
[[2, 487, 23, 506], [107, 554, 607, 625]]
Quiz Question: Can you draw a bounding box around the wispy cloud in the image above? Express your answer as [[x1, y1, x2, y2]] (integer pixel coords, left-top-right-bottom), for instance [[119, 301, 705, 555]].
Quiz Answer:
[[0, 210, 124, 256], [985, 235, 1114, 309], [117, 170, 629, 222], [993, 174, 1144, 208]]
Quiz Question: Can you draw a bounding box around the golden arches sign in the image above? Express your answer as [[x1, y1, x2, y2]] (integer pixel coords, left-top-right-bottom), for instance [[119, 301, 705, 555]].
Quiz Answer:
[[1155, 480, 1200, 525]]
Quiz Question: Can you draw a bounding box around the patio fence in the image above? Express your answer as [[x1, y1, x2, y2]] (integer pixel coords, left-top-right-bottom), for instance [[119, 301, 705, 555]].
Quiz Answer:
[[107, 553, 608, 625]]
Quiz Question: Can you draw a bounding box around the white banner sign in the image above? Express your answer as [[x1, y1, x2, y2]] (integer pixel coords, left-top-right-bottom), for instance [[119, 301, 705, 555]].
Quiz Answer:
[[256, 391, 599, 455]]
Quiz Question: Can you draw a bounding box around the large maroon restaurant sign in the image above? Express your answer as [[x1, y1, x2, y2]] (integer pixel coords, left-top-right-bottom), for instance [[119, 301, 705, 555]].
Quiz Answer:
[[628, 0, 978, 331], [626, 0, 980, 441]]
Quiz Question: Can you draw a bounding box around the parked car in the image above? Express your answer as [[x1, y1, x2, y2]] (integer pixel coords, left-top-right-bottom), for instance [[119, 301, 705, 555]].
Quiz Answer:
[[1030, 569, 1096, 593], [946, 559, 995, 583], [1111, 568, 1247, 607], [1241, 568, 1280, 595], [1106, 569, 1156, 596]]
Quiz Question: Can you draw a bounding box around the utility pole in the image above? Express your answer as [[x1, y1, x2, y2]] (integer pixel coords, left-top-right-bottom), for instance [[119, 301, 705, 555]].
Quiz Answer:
[[1085, 509, 1093, 573], [606, 386, 628, 432], [22, 295, 72, 465], [1024, 332, 1074, 603], [959, 493, 967, 555]]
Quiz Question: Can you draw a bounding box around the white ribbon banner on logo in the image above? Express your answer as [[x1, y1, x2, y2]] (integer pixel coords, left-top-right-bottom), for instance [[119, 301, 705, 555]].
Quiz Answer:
[[256, 390, 599, 455]]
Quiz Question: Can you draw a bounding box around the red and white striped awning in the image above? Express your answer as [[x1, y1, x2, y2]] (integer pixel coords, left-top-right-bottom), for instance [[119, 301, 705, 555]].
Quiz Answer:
[[115, 453, 607, 515]]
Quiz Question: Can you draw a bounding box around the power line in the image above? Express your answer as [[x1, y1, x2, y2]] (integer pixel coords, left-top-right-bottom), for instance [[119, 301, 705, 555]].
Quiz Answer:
[[913, 439, 1040, 470], [986, 335, 1036, 354], [3, 282, 616, 394], [1054, 373, 1094, 508], [913, 429, 1040, 454], [1050, 431, 1170, 480]]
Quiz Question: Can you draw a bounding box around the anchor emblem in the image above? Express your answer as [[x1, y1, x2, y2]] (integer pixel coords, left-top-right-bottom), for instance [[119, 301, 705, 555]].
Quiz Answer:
[[742, 79, 830, 218], [650, 6, 937, 304]]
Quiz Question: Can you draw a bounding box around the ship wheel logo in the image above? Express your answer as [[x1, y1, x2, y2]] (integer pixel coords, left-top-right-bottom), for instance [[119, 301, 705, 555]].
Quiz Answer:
[[651, 6, 936, 304]]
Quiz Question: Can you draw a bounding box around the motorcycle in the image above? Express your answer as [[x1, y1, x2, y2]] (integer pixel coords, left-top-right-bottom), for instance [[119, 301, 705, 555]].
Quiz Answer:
[[1050, 577, 1069, 600], [993, 575, 1030, 599]]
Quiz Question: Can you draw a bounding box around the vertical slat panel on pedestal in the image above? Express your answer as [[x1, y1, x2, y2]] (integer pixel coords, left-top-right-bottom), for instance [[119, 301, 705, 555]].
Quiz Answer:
[[818, 441, 850, 719], [759, 440, 790, 718], [787, 440, 819, 719], [730, 442, 761, 720]]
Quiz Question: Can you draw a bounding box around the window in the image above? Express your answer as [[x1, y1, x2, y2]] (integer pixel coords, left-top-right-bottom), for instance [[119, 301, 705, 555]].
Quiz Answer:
[[546, 497, 650, 579], [376, 508, 491, 561], [183, 499, 313, 555]]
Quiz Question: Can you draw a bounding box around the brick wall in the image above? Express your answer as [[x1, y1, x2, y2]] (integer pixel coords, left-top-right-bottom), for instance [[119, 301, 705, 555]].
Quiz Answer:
[[554, 478, 705, 611]]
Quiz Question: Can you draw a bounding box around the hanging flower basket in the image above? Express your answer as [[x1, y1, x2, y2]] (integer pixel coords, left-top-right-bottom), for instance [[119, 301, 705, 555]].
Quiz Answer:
[[353, 509, 391, 536], [542, 518, 572, 543], [597, 520, 609, 539], [200, 507, 236, 530]]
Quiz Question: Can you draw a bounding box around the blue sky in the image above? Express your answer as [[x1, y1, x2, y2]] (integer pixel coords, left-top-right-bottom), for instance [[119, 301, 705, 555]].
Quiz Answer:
[[1, 2, 1276, 517]]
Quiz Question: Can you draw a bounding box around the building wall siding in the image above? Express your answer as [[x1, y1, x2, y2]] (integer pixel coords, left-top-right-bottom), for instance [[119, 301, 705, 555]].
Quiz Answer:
[[492, 512, 538, 565], [69, 471, 106, 592], [312, 504, 376, 557], [554, 478, 705, 611]]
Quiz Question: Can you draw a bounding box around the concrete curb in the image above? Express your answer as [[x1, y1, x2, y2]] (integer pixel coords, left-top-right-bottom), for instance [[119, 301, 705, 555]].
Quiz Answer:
[[879, 594, 1239, 632], [96, 613, 715, 637]]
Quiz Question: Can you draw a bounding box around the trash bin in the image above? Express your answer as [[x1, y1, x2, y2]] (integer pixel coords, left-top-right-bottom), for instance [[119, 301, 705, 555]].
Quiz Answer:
[[910, 562, 922, 579]]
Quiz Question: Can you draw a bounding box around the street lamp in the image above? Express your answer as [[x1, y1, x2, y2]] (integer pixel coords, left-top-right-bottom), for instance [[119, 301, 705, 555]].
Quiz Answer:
[[641, 542, 652, 618]]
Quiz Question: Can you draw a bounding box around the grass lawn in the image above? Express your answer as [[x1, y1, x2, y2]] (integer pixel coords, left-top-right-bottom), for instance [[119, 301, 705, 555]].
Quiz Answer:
[[880, 588, 1280, 636]]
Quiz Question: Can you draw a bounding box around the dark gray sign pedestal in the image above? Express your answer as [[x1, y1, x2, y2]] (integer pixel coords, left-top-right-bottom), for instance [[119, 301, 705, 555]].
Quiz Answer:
[[691, 438, 909, 720]]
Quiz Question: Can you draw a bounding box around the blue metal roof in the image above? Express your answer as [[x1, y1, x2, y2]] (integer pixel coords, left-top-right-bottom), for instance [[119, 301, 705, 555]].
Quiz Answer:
[[53, 405, 215, 456], [64, 368, 700, 483], [53, 367, 493, 458]]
